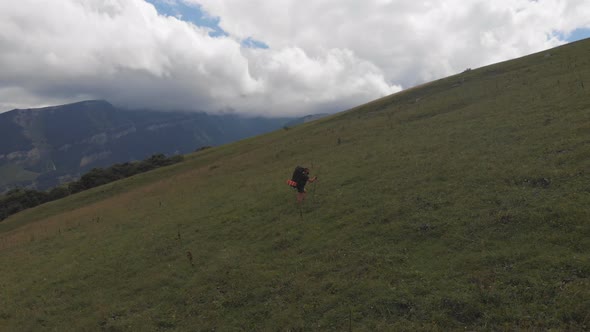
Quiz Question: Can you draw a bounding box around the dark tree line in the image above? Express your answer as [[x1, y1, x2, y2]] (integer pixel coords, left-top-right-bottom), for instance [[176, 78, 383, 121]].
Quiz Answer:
[[0, 154, 183, 221]]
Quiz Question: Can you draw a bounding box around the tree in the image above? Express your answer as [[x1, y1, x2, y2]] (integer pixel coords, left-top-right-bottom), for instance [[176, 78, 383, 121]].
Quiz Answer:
[[48, 186, 70, 201]]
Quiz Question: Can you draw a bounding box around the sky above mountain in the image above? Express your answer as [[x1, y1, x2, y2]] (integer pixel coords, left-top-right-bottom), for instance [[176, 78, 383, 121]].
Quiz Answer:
[[1, 0, 589, 116]]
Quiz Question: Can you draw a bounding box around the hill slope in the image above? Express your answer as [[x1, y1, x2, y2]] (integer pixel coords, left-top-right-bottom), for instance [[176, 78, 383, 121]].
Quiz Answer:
[[0, 39, 589, 330]]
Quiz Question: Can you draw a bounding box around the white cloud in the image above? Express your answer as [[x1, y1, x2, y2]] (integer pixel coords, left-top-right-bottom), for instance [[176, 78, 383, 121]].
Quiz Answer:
[[0, 0, 265, 113], [0, 0, 589, 115], [193, 0, 590, 86]]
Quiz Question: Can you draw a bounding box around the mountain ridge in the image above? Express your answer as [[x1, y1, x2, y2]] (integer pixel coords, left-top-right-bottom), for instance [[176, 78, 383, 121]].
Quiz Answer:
[[0, 100, 298, 191]]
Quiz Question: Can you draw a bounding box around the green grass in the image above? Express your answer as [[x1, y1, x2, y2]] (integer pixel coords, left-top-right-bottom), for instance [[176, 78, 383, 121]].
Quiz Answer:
[[1, 39, 589, 331]]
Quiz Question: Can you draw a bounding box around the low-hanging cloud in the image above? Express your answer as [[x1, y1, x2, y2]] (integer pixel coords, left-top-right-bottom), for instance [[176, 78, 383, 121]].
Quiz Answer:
[[0, 0, 588, 116]]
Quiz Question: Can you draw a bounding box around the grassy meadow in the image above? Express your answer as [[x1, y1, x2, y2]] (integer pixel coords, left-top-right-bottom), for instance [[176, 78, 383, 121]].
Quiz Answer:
[[1, 39, 589, 330]]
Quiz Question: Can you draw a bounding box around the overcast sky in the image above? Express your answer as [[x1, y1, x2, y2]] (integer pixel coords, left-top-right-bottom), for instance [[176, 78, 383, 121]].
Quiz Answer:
[[1, 0, 589, 116]]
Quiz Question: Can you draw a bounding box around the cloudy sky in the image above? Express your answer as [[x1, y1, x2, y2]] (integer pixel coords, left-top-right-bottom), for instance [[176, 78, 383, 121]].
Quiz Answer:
[[1, 0, 589, 116]]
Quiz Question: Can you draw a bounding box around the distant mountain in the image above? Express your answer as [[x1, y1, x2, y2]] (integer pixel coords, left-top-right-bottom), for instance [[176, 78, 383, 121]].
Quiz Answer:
[[0, 100, 297, 191]]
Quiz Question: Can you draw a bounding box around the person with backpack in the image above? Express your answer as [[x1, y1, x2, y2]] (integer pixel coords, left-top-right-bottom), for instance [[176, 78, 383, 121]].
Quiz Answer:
[[287, 166, 318, 203]]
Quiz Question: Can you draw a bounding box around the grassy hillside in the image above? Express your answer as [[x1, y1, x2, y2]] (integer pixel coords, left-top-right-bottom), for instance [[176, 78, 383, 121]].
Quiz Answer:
[[1, 39, 589, 330]]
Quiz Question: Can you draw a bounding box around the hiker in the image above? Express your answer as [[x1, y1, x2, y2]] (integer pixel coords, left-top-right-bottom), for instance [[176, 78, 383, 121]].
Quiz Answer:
[[287, 166, 317, 203]]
